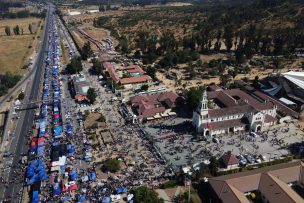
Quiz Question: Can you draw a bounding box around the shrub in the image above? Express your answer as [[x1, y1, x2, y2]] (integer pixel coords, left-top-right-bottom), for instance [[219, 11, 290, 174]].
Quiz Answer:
[[102, 159, 121, 173], [160, 180, 177, 189]]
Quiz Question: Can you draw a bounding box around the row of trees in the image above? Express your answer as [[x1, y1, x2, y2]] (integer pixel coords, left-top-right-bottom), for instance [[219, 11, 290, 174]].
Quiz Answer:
[[4, 24, 33, 36], [0, 9, 46, 19], [95, 0, 304, 67]]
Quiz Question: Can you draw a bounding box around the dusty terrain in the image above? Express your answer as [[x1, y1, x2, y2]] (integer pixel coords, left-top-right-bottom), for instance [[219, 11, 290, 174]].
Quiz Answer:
[[0, 17, 41, 74]]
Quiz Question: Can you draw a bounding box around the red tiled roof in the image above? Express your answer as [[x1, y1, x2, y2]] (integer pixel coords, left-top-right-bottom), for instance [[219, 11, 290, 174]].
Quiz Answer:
[[208, 105, 254, 118], [104, 62, 151, 85], [253, 90, 299, 118], [75, 94, 87, 101], [223, 89, 274, 111], [131, 92, 179, 118], [208, 91, 238, 107], [104, 62, 120, 83], [120, 75, 151, 84], [265, 114, 277, 123], [221, 152, 240, 167]]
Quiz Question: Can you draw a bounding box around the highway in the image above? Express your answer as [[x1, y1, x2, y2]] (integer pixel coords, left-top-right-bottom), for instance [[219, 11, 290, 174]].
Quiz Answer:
[[0, 5, 52, 202]]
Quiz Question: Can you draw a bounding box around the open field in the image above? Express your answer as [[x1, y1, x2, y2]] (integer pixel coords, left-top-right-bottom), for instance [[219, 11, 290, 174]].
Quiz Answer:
[[0, 17, 41, 75]]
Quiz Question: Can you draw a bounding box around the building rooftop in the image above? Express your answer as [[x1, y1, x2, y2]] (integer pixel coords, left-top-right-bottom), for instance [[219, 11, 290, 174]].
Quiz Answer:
[[131, 92, 179, 119], [220, 152, 240, 168], [207, 88, 276, 118], [208, 161, 304, 203], [103, 62, 151, 85]]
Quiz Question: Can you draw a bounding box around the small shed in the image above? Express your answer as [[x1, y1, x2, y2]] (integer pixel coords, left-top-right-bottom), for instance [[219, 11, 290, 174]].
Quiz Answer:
[[220, 151, 239, 168]]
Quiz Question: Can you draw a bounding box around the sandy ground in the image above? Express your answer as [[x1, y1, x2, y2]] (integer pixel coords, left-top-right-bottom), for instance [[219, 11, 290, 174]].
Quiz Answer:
[[81, 25, 119, 48], [71, 30, 85, 49]]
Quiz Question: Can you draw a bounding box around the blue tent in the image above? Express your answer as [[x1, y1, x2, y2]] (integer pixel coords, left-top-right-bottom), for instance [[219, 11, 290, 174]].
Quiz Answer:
[[102, 197, 111, 203], [77, 194, 86, 203], [60, 196, 71, 202], [116, 186, 127, 194], [53, 141, 60, 146], [54, 126, 63, 136], [69, 170, 78, 181], [26, 159, 47, 185], [53, 182, 61, 196], [31, 191, 40, 203], [67, 144, 75, 156], [88, 172, 97, 181]]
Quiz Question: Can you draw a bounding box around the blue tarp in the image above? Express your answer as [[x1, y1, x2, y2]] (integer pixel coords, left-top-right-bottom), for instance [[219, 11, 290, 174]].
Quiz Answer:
[[77, 194, 86, 203], [37, 145, 45, 157], [26, 159, 47, 185], [31, 191, 39, 203], [53, 182, 61, 196], [54, 126, 63, 136], [102, 197, 111, 203], [116, 186, 127, 194], [67, 144, 75, 156], [88, 172, 97, 181], [60, 196, 71, 202], [69, 170, 78, 181]]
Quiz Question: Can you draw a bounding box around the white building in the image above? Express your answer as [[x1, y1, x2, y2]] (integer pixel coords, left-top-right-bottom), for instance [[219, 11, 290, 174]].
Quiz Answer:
[[193, 87, 277, 137]]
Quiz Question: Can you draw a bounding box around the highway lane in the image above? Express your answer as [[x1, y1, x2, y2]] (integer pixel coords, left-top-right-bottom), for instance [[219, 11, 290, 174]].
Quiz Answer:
[[0, 5, 52, 202]]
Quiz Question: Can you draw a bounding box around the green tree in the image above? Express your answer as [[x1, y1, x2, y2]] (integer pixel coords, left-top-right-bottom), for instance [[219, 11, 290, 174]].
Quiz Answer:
[[136, 30, 149, 53], [209, 156, 219, 176], [141, 84, 149, 91], [119, 36, 129, 53], [253, 75, 260, 88], [220, 73, 232, 87], [272, 57, 284, 69], [223, 26, 233, 52], [5, 26, 10, 36], [81, 41, 93, 60], [91, 58, 103, 76], [28, 23, 32, 34], [235, 49, 246, 64], [13, 25, 20, 35], [87, 87, 97, 104], [228, 69, 238, 79], [102, 159, 121, 173], [66, 57, 82, 74], [146, 66, 157, 80], [17, 92, 25, 100], [187, 86, 203, 111], [159, 32, 178, 53], [133, 186, 164, 203]]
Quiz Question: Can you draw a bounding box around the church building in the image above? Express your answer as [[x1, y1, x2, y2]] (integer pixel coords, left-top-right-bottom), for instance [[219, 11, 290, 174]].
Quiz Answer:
[[192, 86, 277, 137]]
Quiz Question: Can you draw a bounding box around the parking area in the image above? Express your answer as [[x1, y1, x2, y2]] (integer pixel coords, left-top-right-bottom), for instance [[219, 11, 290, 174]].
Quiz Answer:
[[143, 117, 304, 171]]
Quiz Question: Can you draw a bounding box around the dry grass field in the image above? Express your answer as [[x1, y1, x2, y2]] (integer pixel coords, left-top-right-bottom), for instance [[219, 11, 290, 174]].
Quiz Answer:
[[70, 30, 85, 48], [0, 17, 41, 74]]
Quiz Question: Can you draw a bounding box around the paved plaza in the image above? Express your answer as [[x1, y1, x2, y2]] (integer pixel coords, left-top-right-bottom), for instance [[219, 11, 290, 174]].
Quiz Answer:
[[143, 117, 304, 171]]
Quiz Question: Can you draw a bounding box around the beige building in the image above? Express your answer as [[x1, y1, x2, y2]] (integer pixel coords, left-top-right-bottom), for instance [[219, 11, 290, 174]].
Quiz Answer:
[[208, 161, 304, 203]]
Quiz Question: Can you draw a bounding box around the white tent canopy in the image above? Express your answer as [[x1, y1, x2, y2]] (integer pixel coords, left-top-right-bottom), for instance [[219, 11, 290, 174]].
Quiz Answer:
[[282, 71, 304, 89]]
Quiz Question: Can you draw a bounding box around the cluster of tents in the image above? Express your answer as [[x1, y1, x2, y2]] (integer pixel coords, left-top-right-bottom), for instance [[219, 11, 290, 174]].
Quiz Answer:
[[26, 159, 48, 185], [28, 14, 58, 203]]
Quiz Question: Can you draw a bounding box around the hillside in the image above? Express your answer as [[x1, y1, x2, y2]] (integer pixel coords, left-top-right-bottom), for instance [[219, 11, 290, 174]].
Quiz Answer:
[[92, 0, 304, 54]]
